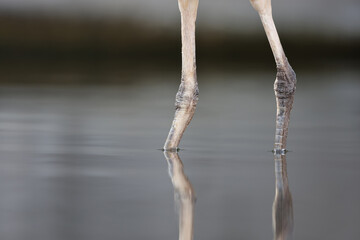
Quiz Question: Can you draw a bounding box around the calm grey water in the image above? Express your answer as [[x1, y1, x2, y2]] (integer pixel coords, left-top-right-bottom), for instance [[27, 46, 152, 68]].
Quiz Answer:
[[0, 70, 359, 240]]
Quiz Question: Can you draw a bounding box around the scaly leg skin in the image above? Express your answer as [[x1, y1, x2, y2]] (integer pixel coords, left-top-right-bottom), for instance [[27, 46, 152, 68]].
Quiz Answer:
[[164, 151, 195, 240], [164, 0, 199, 151], [250, 0, 297, 151]]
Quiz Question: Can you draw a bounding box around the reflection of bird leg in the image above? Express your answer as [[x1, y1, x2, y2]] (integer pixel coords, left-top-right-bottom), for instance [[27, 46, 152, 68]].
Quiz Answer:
[[164, 151, 195, 240], [164, 0, 199, 151], [273, 153, 294, 240], [250, 0, 297, 150]]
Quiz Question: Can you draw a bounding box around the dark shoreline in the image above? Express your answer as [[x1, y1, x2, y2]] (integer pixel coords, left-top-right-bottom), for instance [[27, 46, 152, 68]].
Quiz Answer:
[[0, 13, 359, 84]]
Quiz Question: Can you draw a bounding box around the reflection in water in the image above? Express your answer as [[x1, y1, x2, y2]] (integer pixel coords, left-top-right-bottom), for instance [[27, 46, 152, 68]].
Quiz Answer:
[[273, 153, 294, 240], [164, 152, 195, 240]]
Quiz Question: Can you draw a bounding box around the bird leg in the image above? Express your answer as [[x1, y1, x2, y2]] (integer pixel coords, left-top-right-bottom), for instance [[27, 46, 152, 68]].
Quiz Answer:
[[250, 0, 297, 151], [164, 0, 199, 151]]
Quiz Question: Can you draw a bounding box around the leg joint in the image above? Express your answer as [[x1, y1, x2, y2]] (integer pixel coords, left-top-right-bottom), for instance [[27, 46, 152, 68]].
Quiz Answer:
[[274, 66, 297, 99], [175, 81, 199, 110]]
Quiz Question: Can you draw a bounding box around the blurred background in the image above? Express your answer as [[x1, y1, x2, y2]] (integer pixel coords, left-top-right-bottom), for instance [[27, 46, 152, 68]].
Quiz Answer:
[[0, 1, 360, 240], [0, 0, 359, 83]]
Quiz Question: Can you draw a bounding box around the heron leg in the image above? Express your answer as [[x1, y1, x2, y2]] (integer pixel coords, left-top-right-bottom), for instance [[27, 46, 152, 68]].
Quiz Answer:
[[164, 0, 199, 151], [250, 0, 297, 150]]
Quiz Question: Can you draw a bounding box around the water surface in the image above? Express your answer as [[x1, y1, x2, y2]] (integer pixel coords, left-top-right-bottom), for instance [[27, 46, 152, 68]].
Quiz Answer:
[[0, 70, 359, 239]]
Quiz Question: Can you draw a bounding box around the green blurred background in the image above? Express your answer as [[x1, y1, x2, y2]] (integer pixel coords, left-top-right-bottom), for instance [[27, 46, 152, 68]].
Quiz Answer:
[[0, 0, 359, 84]]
